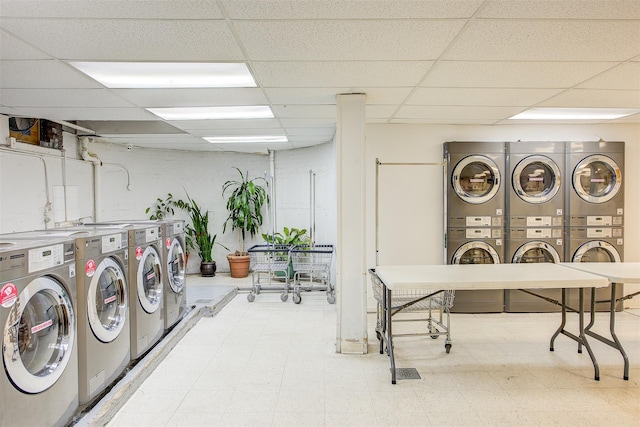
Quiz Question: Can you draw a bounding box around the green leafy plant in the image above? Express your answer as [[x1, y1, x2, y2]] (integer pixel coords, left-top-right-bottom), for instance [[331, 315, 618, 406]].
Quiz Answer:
[[222, 167, 270, 253], [262, 227, 309, 246]]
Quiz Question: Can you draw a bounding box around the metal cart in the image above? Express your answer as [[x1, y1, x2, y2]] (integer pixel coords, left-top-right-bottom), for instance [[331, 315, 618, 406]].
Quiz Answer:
[[290, 244, 335, 304], [247, 244, 292, 302], [369, 268, 455, 353]]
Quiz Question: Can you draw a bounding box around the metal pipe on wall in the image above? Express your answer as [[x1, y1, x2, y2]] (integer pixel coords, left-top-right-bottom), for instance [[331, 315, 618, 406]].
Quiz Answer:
[[310, 169, 316, 246]]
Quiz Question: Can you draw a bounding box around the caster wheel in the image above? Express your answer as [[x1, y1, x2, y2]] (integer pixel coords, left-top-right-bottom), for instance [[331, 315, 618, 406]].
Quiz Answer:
[[445, 343, 452, 354], [293, 295, 302, 304], [376, 331, 382, 341], [247, 294, 255, 302], [428, 326, 439, 339], [280, 293, 289, 302], [327, 294, 336, 304]]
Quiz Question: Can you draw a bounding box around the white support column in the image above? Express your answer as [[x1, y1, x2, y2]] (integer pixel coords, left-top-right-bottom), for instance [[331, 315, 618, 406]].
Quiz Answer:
[[335, 93, 368, 354]]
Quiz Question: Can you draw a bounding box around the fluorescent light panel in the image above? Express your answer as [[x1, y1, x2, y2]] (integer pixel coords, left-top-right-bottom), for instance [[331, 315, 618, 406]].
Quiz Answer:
[[204, 136, 288, 143], [509, 108, 639, 120], [147, 106, 274, 120], [68, 62, 256, 88]]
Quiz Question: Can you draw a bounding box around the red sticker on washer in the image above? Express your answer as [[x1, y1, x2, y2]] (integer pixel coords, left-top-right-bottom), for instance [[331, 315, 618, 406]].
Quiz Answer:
[[1, 282, 18, 308], [85, 259, 97, 277], [166, 237, 172, 249], [31, 318, 53, 334], [135, 246, 143, 260]]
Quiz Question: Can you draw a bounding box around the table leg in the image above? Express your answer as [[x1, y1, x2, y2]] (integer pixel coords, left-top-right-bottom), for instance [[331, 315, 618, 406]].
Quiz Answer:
[[584, 283, 630, 380], [550, 288, 567, 351], [385, 285, 397, 384], [578, 288, 600, 380]]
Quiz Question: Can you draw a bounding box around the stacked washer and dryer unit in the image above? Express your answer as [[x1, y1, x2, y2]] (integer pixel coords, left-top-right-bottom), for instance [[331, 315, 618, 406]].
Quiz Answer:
[[445, 140, 625, 313], [0, 236, 79, 427]]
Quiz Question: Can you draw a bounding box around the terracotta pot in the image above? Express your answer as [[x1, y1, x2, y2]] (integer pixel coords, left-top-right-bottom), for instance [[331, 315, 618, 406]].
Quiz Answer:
[[200, 261, 216, 277], [227, 254, 250, 278]]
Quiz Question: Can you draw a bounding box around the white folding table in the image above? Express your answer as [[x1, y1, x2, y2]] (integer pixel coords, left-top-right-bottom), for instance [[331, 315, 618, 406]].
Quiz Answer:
[[559, 262, 640, 380], [371, 263, 610, 384]]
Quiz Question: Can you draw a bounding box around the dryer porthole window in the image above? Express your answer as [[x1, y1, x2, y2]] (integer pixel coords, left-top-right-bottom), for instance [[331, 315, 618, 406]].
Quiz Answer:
[[573, 155, 622, 203]]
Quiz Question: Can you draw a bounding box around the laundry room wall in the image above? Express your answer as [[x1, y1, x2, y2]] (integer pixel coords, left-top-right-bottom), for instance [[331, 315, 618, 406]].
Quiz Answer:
[[364, 122, 640, 309]]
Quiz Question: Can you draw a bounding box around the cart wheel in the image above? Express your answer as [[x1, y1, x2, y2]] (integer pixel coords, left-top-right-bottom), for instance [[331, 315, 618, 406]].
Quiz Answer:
[[293, 294, 302, 304], [445, 343, 452, 354], [280, 293, 288, 302], [327, 294, 336, 304], [376, 331, 382, 341], [247, 293, 255, 302], [428, 325, 439, 339]]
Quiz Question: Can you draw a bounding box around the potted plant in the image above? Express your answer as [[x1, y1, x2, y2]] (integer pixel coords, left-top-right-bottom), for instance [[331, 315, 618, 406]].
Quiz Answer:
[[146, 192, 227, 277], [222, 167, 270, 278], [262, 227, 310, 279], [146, 193, 196, 257]]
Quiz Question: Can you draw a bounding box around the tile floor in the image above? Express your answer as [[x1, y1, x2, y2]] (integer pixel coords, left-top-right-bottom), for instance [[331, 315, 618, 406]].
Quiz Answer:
[[107, 274, 640, 426]]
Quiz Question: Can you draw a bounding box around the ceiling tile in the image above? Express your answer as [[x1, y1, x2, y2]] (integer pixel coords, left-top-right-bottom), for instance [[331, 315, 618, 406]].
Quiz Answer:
[[367, 105, 401, 119], [406, 87, 562, 106], [390, 117, 498, 125], [235, 20, 465, 60], [280, 118, 336, 128], [577, 62, 640, 90], [223, 0, 483, 19], [0, 60, 101, 88], [445, 20, 640, 61], [0, 0, 224, 19], [7, 106, 158, 121], [356, 87, 414, 105], [272, 104, 336, 119], [1, 89, 135, 107], [394, 105, 524, 120], [285, 127, 335, 137], [185, 128, 287, 137], [0, 30, 50, 60], [478, 0, 640, 19], [264, 88, 348, 105], [170, 119, 282, 131], [113, 88, 269, 108], [422, 61, 616, 88], [254, 61, 433, 87], [536, 89, 640, 108], [0, 19, 243, 61]]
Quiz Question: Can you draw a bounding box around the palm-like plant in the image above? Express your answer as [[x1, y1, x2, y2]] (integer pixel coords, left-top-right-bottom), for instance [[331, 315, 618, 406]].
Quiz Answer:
[[222, 167, 270, 253]]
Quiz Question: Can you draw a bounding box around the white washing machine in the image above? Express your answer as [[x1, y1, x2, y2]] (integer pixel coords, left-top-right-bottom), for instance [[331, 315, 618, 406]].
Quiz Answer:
[[446, 227, 505, 313], [445, 141, 506, 228], [566, 141, 624, 227], [88, 220, 186, 331], [504, 227, 564, 312], [567, 226, 624, 311], [508, 141, 564, 228], [0, 237, 79, 427], [5, 227, 131, 406]]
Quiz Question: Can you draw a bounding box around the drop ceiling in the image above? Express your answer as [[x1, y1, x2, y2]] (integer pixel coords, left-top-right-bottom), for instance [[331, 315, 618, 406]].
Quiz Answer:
[[1, 0, 639, 153]]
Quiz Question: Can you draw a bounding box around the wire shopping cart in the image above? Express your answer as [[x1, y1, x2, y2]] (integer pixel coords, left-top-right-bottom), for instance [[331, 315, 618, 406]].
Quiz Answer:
[[290, 244, 335, 304], [369, 269, 455, 353], [247, 244, 292, 302]]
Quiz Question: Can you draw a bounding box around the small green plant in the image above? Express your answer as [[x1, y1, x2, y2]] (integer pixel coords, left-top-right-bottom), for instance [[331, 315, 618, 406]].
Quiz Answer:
[[262, 227, 310, 246]]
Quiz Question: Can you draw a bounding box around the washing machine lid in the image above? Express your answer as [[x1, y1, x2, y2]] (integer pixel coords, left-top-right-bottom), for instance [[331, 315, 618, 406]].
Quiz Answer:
[[167, 238, 185, 294], [88, 257, 128, 343], [138, 246, 163, 314], [512, 155, 561, 204], [3, 277, 75, 394], [573, 154, 622, 204], [573, 241, 621, 263], [452, 241, 501, 264], [452, 155, 501, 204], [512, 241, 560, 263]]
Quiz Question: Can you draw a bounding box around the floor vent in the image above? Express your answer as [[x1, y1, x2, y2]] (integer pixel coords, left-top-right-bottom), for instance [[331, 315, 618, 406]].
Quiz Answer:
[[393, 368, 421, 380]]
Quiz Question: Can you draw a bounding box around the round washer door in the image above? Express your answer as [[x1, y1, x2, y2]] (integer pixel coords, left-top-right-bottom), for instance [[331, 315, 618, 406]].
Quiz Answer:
[[452, 155, 501, 204], [167, 238, 185, 294], [3, 277, 75, 394], [138, 246, 162, 314], [512, 241, 560, 263], [573, 241, 621, 263], [512, 155, 561, 204], [573, 155, 622, 204], [88, 257, 128, 343], [452, 241, 501, 264]]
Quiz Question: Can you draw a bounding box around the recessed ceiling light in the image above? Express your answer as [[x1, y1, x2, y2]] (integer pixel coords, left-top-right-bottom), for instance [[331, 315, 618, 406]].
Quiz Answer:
[[147, 106, 274, 120], [204, 136, 288, 143], [509, 108, 640, 120], [68, 62, 256, 88]]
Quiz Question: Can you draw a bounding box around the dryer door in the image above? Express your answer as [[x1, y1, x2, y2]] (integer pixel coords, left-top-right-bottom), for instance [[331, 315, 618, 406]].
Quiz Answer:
[[452, 242, 501, 264], [573, 155, 622, 204], [573, 241, 621, 262], [452, 155, 501, 204], [167, 238, 185, 294], [88, 257, 127, 343], [3, 277, 75, 393], [513, 155, 561, 204], [138, 246, 163, 313], [512, 241, 560, 263]]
